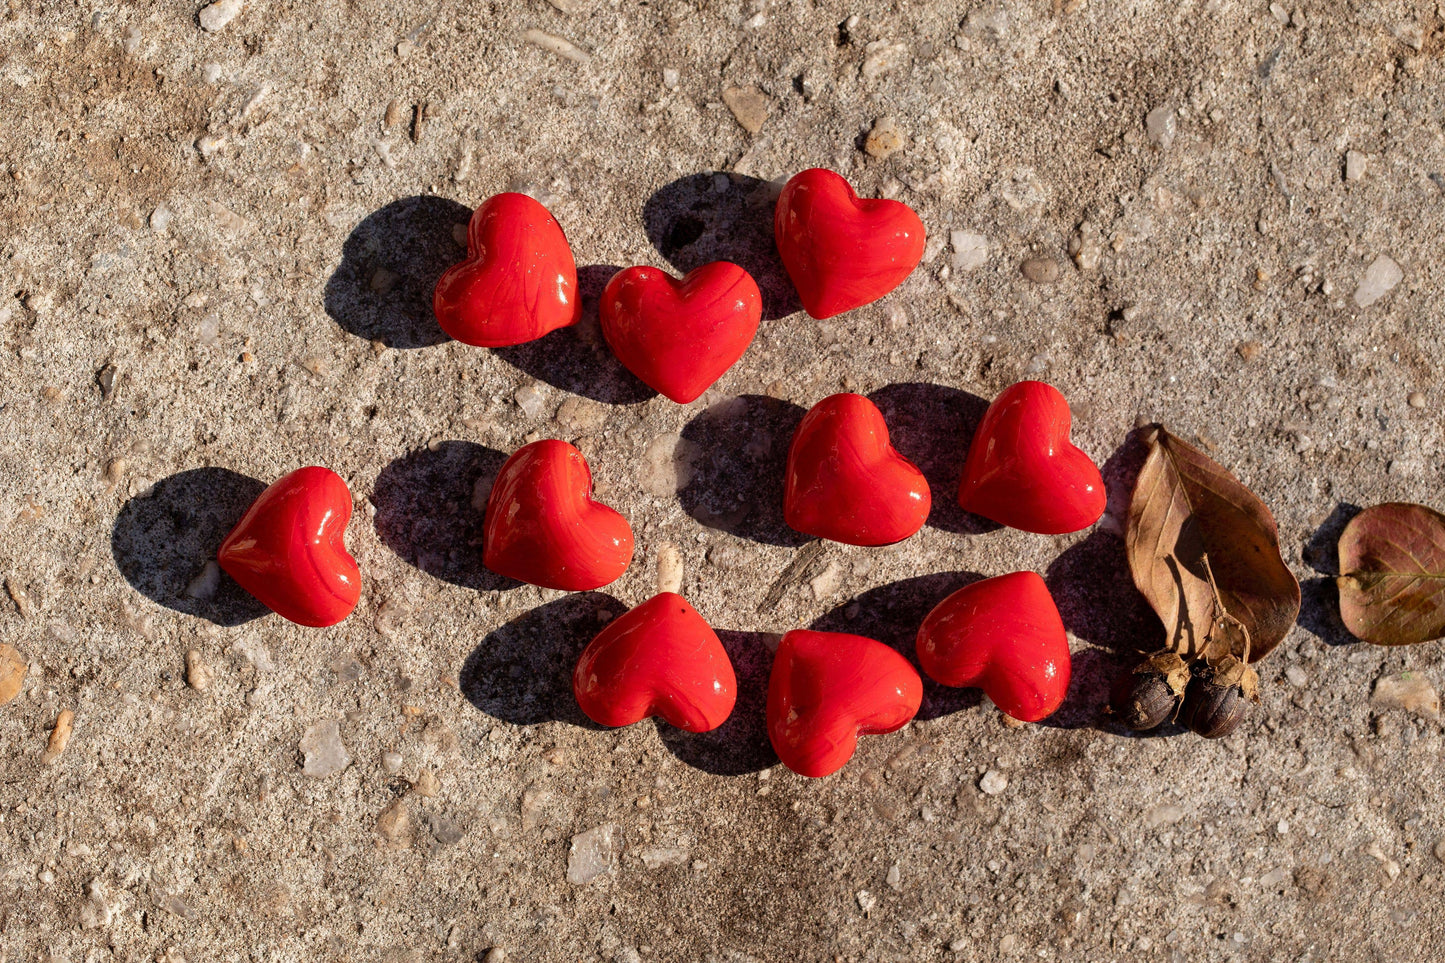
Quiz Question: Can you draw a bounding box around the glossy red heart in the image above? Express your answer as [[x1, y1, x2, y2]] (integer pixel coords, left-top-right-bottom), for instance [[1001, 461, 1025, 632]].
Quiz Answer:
[[784, 393, 931, 546], [482, 440, 633, 590], [599, 262, 762, 403], [773, 168, 926, 320], [957, 380, 1105, 535], [767, 629, 922, 778], [217, 466, 361, 627], [915, 571, 1071, 722], [432, 192, 581, 347], [572, 592, 737, 732]]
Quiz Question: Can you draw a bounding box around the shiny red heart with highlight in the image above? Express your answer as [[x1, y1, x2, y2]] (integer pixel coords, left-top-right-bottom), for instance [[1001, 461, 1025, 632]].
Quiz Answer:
[[218, 466, 361, 627], [433, 192, 581, 347], [573, 592, 737, 732], [915, 571, 1071, 723], [784, 393, 931, 546], [599, 262, 762, 403], [767, 629, 922, 778], [773, 168, 926, 320], [482, 440, 633, 590], [957, 380, 1105, 535]]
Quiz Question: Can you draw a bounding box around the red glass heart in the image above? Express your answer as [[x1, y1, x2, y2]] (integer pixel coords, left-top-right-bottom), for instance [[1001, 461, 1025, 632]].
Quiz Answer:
[[432, 192, 581, 347], [767, 629, 922, 778], [915, 571, 1071, 722], [773, 168, 926, 320], [482, 440, 633, 590], [957, 380, 1105, 535], [217, 466, 361, 627], [783, 393, 931, 546], [572, 592, 737, 732], [599, 262, 762, 403]]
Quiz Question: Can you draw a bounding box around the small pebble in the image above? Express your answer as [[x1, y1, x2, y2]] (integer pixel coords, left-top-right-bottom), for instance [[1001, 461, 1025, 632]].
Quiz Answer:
[[1284, 665, 1307, 688], [863, 117, 906, 159], [722, 86, 770, 134], [1236, 341, 1262, 362], [42, 709, 75, 765], [861, 40, 908, 81], [299, 719, 351, 778], [886, 863, 901, 891], [514, 385, 548, 419], [809, 561, 842, 600], [979, 770, 1008, 795], [185, 649, 214, 691], [149, 204, 173, 233], [0, 642, 26, 705], [656, 543, 683, 595], [97, 364, 118, 399], [1145, 106, 1177, 149], [1433, 839, 1445, 864], [184, 560, 220, 600], [1345, 150, 1366, 182], [201, 62, 223, 83], [950, 232, 989, 272], [1371, 672, 1440, 720], [376, 799, 413, 849], [1407, 391, 1425, 409], [413, 769, 441, 798], [1020, 258, 1061, 284], [1353, 255, 1403, 308], [482, 951, 507, 963], [856, 890, 877, 912], [382, 750, 404, 774], [1146, 803, 1185, 828], [662, 68, 679, 88], [522, 28, 590, 64], [198, 0, 242, 33], [6, 577, 31, 618], [567, 823, 620, 884]]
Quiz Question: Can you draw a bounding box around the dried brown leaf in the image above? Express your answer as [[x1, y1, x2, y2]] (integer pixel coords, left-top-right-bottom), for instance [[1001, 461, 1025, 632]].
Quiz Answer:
[[1337, 502, 1445, 645], [1125, 426, 1300, 663]]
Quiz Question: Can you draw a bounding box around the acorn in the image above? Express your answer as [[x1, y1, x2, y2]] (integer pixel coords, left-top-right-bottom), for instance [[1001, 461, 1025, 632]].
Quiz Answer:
[[1110, 668, 1177, 730], [1179, 664, 1249, 739]]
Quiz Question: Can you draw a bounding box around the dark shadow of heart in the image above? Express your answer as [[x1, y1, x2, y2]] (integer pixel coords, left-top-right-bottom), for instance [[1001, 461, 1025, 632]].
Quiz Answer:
[[1297, 502, 1363, 647], [678, 393, 812, 547], [642, 172, 802, 321], [459, 593, 625, 728], [324, 195, 470, 349], [492, 264, 658, 405], [110, 468, 271, 626], [867, 382, 998, 535], [654, 629, 780, 776], [371, 441, 521, 593]]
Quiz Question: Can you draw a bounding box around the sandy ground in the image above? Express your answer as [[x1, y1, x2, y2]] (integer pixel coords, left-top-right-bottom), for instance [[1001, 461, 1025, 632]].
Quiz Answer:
[[3, 0, 1445, 960]]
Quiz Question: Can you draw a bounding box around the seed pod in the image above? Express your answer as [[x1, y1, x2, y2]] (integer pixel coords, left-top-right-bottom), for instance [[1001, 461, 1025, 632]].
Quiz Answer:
[[1179, 665, 1248, 739], [1108, 652, 1189, 731], [1111, 669, 1178, 730]]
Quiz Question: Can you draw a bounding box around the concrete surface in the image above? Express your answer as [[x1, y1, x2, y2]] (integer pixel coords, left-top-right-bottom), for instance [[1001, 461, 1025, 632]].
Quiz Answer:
[[2, 0, 1445, 960]]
